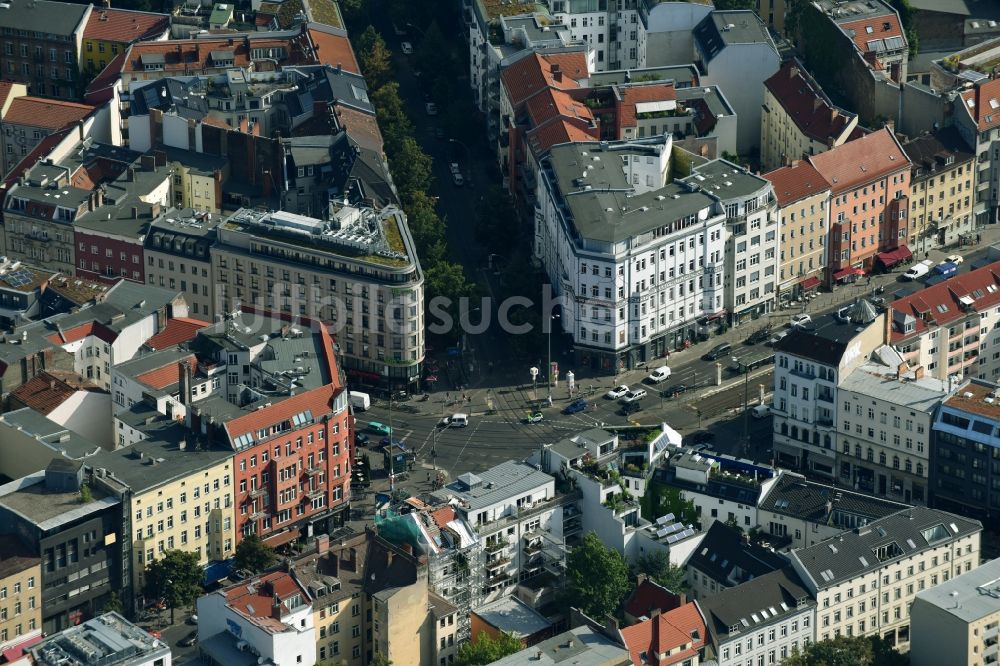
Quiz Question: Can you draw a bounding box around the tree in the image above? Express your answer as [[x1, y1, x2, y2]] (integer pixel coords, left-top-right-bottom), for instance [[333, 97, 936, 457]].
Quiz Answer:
[[452, 632, 520, 666], [632, 550, 689, 593], [369, 652, 392, 666], [388, 136, 434, 197], [370, 83, 413, 153], [357, 26, 393, 91], [144, 550, 203, 624], [782, 635, 908, 666], [79, 483, 93, 504], [233, 535, 278, 573], [102, 591, 123, 614], [712, 0, 755, 8], [565, 532, 630, 620]]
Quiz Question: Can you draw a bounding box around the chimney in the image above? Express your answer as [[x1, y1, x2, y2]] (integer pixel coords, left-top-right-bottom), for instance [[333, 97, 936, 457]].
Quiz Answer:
[[789, 64, 798, 79], [127, 167, 136, 182], [791, 159, 801, 168], [131, 206, 139, 219], [140, 154, 156, 171], [650, 608, 662, 618], [271, 593, 282, 620], [677, 592, 687, 606], [315, 533, 330, 555], [154, 150, 167, 167], [179, 361, 192, 406], [896, 362, 909, 379], [551, 63, 562, 83], [77, 120, 86, 141], [813, 97, 823, 112], [884, 306, 893, 345], [914, 365, 925, 380], [336, 62, 342, 74]]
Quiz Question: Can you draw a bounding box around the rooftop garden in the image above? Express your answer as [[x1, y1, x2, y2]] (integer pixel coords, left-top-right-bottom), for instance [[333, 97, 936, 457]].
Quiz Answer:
[[277, 0, 305, 28], [309, 0, 343, 28], [481, 0, 540, 19]]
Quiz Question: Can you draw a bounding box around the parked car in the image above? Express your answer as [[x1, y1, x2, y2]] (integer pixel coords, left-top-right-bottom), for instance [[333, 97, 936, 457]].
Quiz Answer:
[[687, 431, 716, 445], [563, 399, 588, 414], [425, 102, 438, 115], [768, 329, 791, 346], [621, 388, 648, 403], [355, 432, 370, 446], [619, 401, 642, 416], [451, 172, 464, 186], [946, 254, 964, 265], [439, 413, 468, 428], [400, 41, 413, 54], [703, 342, 732, 361], [790, 313, 812, 328], [934, 261, 958, 277], [380, 436, 406, 448], [606, 385, 630, 399], [662, 384, 687, 399], [449, 162, 461, 175], [746, 328, 771, 345], [752, 404, 772, 419], [179, 631, 198, 648], [523, 411, 544, 424], [903, 261, 932, 280], [187, 614, 198, 625], [646, 366, 672, 383]]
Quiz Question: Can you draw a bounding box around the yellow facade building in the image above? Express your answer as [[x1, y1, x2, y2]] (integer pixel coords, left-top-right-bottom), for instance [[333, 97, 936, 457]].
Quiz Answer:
[[0, 536, 42, 653], [81, 8, 169, 77], [902, 128, 976, 252]]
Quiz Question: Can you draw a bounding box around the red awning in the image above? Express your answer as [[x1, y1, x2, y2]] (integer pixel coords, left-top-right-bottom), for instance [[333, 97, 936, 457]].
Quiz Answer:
[[877, 245, 912, 267], [800, 276, 821, 290], [262, 528, 300, 547], [2, 634, 43, 661], [832, 267, 854, 280]]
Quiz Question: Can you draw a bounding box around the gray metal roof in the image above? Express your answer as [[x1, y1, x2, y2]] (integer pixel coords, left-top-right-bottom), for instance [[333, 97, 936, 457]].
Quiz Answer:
[[544, 140, 719, 245], [687, 522, 787, 588], [0, 472, 119, 531], [586, 65, 700, 88], [0, 408, 103, 462], [473, 596, 552, 639], [790, 507, 982, 590], [759, 472, 907, 523], [698, 568, 814, 642], [435, 460, 553, 512], [0, 0, 89, 36], [488, 625, 629, 666], [115, 347, 194, 385], [839, 363, 948, 414], [694, 10, 776, 62], [682, 159, 771, 201], [911, 556, 1000, 623]]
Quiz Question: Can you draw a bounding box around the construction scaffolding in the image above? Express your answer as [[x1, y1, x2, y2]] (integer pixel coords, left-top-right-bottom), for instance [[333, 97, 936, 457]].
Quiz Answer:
[[427, 538, 483, 643]]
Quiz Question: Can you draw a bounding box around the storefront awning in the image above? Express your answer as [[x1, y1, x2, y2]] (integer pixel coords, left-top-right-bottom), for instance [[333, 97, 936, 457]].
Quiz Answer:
[[877, 245, 912, 267], [203, 558, 234, 585], [799, 276, 821, 291], [832, 267, 854, 281], [262, 527, 300, 548]]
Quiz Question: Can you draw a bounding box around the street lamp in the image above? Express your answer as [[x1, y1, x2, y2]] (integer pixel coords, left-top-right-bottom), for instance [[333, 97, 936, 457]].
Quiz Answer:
[[546, 313, 560, 405]]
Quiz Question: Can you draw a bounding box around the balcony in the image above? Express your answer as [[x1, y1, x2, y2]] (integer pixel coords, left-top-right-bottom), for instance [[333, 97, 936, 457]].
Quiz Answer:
[[484, 538, 509, 553], [474, 491, 579, 534], [485, 556, 510, 570], [250, 510, 268, 521], [817, 392, 834, 403], [248, 487, 267, 499]]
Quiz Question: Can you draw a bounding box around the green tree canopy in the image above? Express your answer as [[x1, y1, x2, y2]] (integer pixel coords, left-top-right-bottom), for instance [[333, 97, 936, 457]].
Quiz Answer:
[[782, 635, 908, 666], [144, 550, 203, 623], [369, 652, 392, 666], [370, 82, 413, 153], [565, 532, 630, 620], [632, 550, 689, 592], [357, 26, 393, 91], [234, 535, 279, 573], [452, 632, 521, 666], [102, 591, 123, 614], [388, 136, 434, 197]]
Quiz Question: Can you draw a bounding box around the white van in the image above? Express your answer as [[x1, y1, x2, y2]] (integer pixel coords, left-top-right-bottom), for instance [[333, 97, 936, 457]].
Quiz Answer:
[[751, 404, 772, 419], [646, 366, 672, 383], [348, 391, 371, 411], [441, 413, 469, 428]]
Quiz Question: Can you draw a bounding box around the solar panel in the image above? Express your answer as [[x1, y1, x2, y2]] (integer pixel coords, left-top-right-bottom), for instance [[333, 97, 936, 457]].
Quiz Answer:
[[663, 513, 675, 523], [656, 515, 671, 526]]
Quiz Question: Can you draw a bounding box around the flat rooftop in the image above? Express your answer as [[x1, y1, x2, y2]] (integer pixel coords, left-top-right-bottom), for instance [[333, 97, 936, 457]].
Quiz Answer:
[[32, 613, 167, 666], [473, 596, 552, 639], [683, 158, 770, 201], [433, 460, 553, 512], [942, 378, 1000, 421], [913, 556, 1000, 623], [0, 473, 118, 531]]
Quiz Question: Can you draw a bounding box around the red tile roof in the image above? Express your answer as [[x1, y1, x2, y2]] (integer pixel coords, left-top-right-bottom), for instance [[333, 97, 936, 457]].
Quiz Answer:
[[430, 506, 456, 529], [122, 33, 317, 76], [223, 384, 339, 445], [890, 261, 1000, 343], [85, 51, 128, 105], [46, 321, 118, 346], [764, 60, 856, 145], [225, 570, 307, 622], [526, 88, 593, 128], [617, 83, 678, 130], [501, 52, 587, 109], [526, 117, 599, 157], [84, 8, 169, 44], [959, 79, 1000, 132], [306, 25, 359, 74], [764, 160, 831, 207], [136, 355, 198, 390], [10, 371, 101, 415], [144, 317, 210, 351], [620, 602, 707, 666], [3, 97, 94, 130], [840, 15, 904, 56], [807, 127, 908, 194], [624, 578, 683, 620]]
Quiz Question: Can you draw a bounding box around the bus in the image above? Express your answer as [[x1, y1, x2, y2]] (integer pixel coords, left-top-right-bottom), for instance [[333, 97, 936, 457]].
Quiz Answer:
[[730, 350, 775, 374]]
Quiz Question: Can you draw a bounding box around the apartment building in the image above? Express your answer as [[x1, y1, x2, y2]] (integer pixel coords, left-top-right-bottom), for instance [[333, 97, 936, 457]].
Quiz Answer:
[[808, 128, 911, 283], [754, 0, 790, 33], [682, 159, 778, 324], [0, 535, 41, 653], [211, 205, 424, 386], [697, 568, 815, 666], [765, 160, 831, 301], [956, 78, 1000, 226], [771, 310, 886, 479], [789, 506, 982, 651], [430, 461, 565, 607], [198, 569, 316, 666], [30, 613, 170, 666], [902, 128, 976, 252], [799, 0, 908, 125], [910, 556, 1000, 666], [294, 530, 368, 666], [692, 10, 780, 155], [0, 0, 91, 100], [889, 260, 1000, 382], [0, 81, 27, 176], [619, 602, 707, 666], [162, 148, 227, 213], [930, 378, 1000, 523], [80, 8, 168, 78], [757, 471, 909, 551], [489, 625, 630, 666], [87, 412, 235, 599], [684, 522, 786, 600], [0, 464, 125, 634], [761, 59, 859, 171], [143, 211, 222, 321], [535, 137, 727, 371], [0, 96, 94, 179]]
